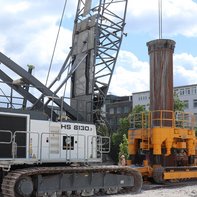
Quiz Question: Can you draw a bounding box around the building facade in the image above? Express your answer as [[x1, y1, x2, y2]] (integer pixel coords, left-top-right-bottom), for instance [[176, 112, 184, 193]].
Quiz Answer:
[[105, 95, 132, 132], [132, 84, 197, 120], [104, 84, 197, 132]]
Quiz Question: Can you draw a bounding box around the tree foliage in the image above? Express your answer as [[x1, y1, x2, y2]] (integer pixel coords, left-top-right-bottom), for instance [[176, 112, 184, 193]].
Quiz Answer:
[[174, 94, 185, 111], [96, 122, 110, 136], [117, 117, 130, 135], [110, 105, 146, 162], [129, 105, 147, 128], [119, 134, 129, 160], [110, 117, 130, 162], [111, 132, 122, 162], [131, 105, 146, 114]]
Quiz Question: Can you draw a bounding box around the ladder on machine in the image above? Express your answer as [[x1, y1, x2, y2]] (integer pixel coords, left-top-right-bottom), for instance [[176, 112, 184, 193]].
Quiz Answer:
[[141, 128, 150, 151], [141, 112, 150, 151]]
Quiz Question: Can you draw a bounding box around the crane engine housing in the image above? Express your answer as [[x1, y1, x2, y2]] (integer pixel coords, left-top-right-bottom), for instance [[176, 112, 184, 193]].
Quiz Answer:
[[0, 111, 103, 165]]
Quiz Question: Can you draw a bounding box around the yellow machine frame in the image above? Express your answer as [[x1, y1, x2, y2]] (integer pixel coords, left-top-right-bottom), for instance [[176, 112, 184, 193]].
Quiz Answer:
[[128, 110, 197, 181]]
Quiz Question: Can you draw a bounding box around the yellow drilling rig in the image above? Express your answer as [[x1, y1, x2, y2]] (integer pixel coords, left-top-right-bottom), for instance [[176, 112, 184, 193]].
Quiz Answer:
[[128, 39, 197, 183]]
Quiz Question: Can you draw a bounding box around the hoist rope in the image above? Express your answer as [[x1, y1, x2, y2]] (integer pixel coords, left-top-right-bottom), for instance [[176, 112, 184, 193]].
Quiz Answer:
[[45, 0, 68, 86], [158, 0, 162, 39]]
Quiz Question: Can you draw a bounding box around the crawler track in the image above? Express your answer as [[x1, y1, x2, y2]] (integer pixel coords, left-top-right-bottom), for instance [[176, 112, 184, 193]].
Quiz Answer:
[[1, 165, 142, 197]]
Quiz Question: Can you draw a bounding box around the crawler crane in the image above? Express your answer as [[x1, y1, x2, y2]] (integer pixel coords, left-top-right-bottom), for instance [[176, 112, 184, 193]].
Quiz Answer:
[[0, 0, 142, 196]]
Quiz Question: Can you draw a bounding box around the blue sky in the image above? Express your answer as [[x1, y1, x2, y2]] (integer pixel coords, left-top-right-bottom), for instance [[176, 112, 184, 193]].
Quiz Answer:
[[1, 0, 197, 97]]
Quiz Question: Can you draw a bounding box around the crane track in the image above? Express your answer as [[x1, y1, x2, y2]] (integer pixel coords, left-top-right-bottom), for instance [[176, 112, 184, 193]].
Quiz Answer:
[[1, 165, 142, 197]]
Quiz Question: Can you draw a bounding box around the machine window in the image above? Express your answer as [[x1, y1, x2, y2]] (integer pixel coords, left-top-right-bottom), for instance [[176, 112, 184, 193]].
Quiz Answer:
[[63, 136, 74, 150]]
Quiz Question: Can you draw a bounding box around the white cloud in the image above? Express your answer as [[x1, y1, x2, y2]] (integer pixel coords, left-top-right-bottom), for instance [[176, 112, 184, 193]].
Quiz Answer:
[[126, 0, 197, 37], [174, 53, 197, 85], [0, 1, 74, 85], [109, 51, 197, 96], [174, 53, 197, 68], [1, 0, 197, 101], [4, 1, 30, 13], [109, 51, 149, 96]]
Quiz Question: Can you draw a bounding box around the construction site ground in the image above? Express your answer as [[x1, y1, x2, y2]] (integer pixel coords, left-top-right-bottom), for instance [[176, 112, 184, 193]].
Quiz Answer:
[[101, 181, 197, 197], [0, 180, 196, 197]]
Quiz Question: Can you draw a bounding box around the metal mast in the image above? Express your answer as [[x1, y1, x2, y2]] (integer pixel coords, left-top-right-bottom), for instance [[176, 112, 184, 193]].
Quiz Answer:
[[70, 0, 128, 123]]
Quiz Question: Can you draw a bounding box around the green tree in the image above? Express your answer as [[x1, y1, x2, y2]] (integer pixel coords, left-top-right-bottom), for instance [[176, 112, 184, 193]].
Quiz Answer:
[[110, 117, 129, 162], [131, 105, 146, 114], [119, 134, 129, 160], [174, 94, 185, 111], [129, 105, 148, 128], [117, 117, 130, 135], [110, 105, 146, 162], [96, 122, 110, 136], [111, 132, 122, 163]]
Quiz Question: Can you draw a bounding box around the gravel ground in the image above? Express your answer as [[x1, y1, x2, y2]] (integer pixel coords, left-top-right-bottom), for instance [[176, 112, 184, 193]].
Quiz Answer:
[[102, 184, 197, 197], [1, 183, 196, 197]]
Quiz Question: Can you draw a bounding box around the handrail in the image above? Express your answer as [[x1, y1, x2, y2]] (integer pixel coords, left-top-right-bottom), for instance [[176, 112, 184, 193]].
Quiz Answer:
[[130, 110, 195, 129], [0, 130, 109, 164]]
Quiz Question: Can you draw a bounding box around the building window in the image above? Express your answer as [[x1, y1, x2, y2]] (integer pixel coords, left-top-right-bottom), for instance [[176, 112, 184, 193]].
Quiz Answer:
[[186, 88, 190, 95], [183, 100, 189, 109], [124, 106, 129, 113], [109, 108, 114, 114], [193, 99, 197, 108], [180, 88, 185, 95], [138, 95, 148, 101], [117, 107, 122, 114], [174, 89, 179, 95], [109, 118, 115, 125], [192, 87, 197, 94]]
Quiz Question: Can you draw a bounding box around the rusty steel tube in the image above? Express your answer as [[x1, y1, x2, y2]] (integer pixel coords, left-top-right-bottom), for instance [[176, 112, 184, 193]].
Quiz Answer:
[[147, 39, 176, 127]]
